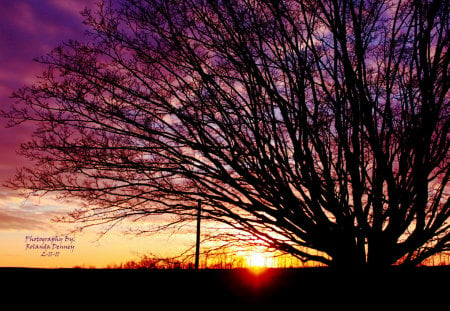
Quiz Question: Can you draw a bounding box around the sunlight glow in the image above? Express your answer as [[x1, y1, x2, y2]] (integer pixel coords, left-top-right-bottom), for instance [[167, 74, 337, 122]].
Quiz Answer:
[[248, 253, 266, 267], [247, 252, 274, 268]]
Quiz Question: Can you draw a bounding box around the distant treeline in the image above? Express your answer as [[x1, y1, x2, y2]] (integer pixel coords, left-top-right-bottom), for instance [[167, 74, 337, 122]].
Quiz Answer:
[[100, 252, 450, 270], [105, 254, 246, 270]]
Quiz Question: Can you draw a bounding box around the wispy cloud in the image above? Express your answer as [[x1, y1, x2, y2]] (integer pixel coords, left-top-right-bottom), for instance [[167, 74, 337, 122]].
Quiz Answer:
[[0, 206, 53, 231], [0, 0, 94, 197], [0, 193, 73, 232]]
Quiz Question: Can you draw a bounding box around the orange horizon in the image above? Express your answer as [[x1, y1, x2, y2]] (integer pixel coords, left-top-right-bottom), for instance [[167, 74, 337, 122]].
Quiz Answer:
[[2, 227, 449, 269]]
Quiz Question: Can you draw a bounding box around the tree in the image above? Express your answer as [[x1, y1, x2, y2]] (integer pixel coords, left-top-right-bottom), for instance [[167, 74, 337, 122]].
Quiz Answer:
[[3, 0, 449, 269]]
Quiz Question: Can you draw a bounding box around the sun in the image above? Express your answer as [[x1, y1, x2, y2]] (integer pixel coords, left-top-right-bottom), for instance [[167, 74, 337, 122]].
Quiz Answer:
[[249, 253, 266, 267], [247, 252, 274, 268], [246, 252, 274, 275]]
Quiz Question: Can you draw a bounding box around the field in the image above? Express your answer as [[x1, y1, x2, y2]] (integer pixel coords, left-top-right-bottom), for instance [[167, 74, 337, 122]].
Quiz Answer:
[[2, 266, 449, 309]]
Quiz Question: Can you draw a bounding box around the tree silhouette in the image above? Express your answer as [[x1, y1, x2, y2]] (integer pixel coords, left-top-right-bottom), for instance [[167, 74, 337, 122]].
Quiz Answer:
[[3, 0, 449, 268]]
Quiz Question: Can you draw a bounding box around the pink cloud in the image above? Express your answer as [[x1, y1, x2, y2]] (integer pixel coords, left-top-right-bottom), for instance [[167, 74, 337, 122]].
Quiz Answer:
[[0, 1, 99, 232], [0, 0, 95, 187], [0, 206, 53, 231], [49, 0, 96, 17]]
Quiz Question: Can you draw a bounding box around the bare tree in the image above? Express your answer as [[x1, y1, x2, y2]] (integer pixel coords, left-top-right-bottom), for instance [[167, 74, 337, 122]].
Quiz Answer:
[[3, 0, 449, 269]]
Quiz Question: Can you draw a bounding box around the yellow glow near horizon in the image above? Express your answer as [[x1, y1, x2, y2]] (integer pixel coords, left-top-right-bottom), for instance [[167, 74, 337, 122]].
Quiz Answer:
[[248, 253, 265, 267], [247, 252, 274, 268]]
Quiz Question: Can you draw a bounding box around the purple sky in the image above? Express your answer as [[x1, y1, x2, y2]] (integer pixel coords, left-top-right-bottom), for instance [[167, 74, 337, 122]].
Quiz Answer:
[[0, 1, 96, 179], [0, 2, 171, 269], [0, 0, 97, 229]]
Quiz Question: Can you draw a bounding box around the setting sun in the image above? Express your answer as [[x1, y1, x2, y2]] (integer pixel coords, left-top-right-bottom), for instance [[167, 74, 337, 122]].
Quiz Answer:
[[247, 253, 272, 268], [249, 253, 265, 267]]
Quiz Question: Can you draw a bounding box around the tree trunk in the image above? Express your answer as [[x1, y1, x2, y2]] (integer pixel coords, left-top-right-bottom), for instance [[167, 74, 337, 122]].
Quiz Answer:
[[329, 229, 367, 270], [367, 233, 395, 269]]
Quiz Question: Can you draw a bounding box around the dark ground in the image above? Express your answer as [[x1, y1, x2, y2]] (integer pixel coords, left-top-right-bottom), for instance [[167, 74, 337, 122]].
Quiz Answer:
[[2, 266, 449, 309]]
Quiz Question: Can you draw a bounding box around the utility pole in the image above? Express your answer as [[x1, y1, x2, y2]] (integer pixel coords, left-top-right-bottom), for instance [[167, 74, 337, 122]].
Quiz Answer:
[[195, 199, 201, 270]]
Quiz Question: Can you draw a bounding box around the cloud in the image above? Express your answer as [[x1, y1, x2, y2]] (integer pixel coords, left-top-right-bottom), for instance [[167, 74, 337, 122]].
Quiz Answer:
[[0, 0, 95, 193], [0, 190, 78, 231], [0, 182, 77, 231], [0, 0, 90, 85], [49, 0, 96, 17], [0, 206, 53, 231], [0, 0, 113, 234]]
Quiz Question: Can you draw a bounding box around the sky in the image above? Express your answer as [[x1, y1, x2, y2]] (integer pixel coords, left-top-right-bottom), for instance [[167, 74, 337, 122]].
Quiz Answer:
[[0, 0, 200, 268], [1, 1, 447, 270], [0, 0, 299, 270]]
